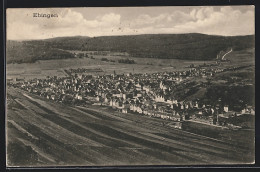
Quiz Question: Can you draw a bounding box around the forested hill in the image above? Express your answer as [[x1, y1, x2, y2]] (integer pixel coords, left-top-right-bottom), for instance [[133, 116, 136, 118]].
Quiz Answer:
[[6, 34, 254, 63]]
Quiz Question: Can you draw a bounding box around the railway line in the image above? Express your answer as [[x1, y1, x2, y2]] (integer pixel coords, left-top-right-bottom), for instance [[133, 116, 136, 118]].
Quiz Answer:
[[6, 87, 254, 166]]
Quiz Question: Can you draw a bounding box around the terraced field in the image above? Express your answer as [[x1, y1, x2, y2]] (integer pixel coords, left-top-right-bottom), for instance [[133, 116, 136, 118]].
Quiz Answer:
[[6, 87, 254, 167]]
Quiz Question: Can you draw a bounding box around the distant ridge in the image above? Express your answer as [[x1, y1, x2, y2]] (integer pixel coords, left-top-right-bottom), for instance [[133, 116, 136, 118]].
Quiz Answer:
[[6, 33, 254, 64]]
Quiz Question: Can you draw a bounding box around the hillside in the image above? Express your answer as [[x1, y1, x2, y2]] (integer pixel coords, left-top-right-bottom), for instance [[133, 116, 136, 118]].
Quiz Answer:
[[6, 33, 254, 63], [6, 41, 75, 64]]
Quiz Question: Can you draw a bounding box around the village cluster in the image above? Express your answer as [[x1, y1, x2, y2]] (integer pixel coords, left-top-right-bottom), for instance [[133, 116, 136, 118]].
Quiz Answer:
[[8, 64, 254, 129]]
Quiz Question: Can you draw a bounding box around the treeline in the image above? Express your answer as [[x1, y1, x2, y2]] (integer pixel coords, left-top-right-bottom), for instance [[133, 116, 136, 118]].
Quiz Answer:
[[6, 33, 254, 63], [6, 41, 75, 63], [202, 85, 255, 111], [118, 58, 136, 64], [101, 57, 109, 62], [79, 34, 254, 60], [100, 57, 135, 64]]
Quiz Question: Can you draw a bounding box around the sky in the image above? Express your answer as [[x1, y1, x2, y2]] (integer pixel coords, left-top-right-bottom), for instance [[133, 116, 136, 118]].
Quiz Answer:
[[6, 6, 255, 40]]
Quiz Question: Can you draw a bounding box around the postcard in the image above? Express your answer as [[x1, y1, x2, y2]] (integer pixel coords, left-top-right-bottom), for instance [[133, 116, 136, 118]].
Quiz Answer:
[[6, 6, 255, 167]]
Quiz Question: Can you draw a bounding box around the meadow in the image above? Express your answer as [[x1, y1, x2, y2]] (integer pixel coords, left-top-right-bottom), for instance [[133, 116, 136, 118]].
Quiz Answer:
[[6, 53, 214, 80], [6, 47, 254, 81]]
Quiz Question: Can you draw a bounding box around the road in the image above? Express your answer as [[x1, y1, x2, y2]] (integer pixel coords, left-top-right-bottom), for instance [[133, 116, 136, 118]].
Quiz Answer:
[[6, 87, 254, 167]]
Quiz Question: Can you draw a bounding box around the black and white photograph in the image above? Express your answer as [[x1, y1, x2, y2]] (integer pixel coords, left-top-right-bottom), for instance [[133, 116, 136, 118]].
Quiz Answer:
[[5, 6, 255, 167]]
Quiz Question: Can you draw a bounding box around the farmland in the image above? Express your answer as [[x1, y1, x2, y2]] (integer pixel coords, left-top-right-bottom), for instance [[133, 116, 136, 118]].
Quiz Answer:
[[6, 47, 254, 80], [6, 54, 214, 80]]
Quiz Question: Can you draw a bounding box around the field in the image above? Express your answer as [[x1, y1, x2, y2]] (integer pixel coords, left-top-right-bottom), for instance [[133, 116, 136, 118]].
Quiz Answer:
[[6, 48, 254, 80], [6, 54, 214, 80], [6, 87, 254, 166]]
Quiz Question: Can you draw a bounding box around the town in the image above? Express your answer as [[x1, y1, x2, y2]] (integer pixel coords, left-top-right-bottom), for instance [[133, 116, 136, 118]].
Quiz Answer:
[[6, 5, 256, 166], [7, 62, 255, 130]]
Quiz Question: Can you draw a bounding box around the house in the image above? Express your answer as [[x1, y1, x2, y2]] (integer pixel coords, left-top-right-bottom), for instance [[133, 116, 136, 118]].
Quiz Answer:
[[169, 112, 181, 121], [76, 94, 82, 100], [224, 105, 229, 113], [143, 86, 152, 93], [155, 95, 165, 102], [143, 109, 148, 115], [218, 111, 235, 119], [194, 101, 199, 108], [51, 94, 55, 100], [241, 106, 255, 115], [104, 97, 109, 103], [110, 99, 115, 107], [159, 81, 168, 90], [147, 110, 155, 117], [136, 106, 143, 114]]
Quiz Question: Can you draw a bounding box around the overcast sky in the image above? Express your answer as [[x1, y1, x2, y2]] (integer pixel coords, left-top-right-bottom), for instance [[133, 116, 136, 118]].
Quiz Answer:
[[7, 6, 254, 40]]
